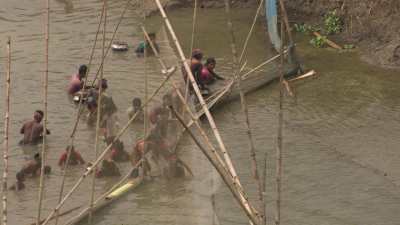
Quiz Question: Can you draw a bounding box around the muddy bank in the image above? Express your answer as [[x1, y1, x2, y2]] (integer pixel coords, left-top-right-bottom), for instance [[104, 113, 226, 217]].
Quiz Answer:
[[147, 0, 400, 69]]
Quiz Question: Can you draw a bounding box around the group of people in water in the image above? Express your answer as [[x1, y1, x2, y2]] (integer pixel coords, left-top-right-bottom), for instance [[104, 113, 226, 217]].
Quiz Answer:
[[12, 33, 224, 191]]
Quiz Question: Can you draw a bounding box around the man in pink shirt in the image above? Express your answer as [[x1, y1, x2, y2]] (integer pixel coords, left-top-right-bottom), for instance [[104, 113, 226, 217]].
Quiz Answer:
[[67, 64, 87, 95]]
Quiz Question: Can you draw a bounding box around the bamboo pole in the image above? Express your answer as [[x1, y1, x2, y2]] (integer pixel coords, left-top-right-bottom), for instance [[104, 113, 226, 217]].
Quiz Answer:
[[88, 0, 107, 224], [275, 17, 285, 225], [241, 50, 288, 79], [223, 0, 265, 221], [38, 68, 176, 225], [36, 0, 50, 224], [278, 0, 293, 46], [153, 0, 249, 205], [170, 107, 260, 225], [53, 4, 106, 225], [143, 27, 261, 209], [312, 32, 342, 50], [91, 0, 134, 86], [142, 0, 149, 176], [2, 37, 11, 225], [262, 150, 267, 225]]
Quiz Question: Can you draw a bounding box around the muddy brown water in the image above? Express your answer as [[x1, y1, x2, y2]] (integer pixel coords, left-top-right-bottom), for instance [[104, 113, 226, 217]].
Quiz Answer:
[[1, 1, 400, 225]]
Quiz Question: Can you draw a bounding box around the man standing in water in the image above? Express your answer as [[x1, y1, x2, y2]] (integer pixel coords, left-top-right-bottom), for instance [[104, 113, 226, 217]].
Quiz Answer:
[[67, 64, 87, 95], [20, 110, 50, 145]]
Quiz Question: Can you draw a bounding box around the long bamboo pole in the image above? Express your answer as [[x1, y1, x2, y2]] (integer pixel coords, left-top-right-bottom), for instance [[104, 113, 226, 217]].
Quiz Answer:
[[153, 0, 252, 212], [275, 17, 285, 225], [262, 150, 267, 225], [88, 0, 107, 224], [36, 0, 50, 224], [54, 3, 106, 225], [91, 0, 134, 86], [223, 0, 265, 222], [38, 69, 176, 225], [2, 37, 11, 225], [170, 107, 260, 225], [142, 0, 149, 176]]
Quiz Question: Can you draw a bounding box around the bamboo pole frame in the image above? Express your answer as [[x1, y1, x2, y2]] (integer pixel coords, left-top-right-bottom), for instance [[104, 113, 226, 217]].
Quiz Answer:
[[36, 0, 50, 224], [54, 3, 106, 225], [2, 37, 11, 225], [170, 107, 260, 225], [88, 0, 107, 224], [38, 68, 176, 225], [153, 0, 253, 212]]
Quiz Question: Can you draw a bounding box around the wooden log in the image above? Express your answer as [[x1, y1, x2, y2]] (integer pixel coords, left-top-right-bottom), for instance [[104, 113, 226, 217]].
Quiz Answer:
[[170, 107, 261, 225], [288, 70, 316, 82], [2, 37, 11, 225], [313, 32, 342, 50]]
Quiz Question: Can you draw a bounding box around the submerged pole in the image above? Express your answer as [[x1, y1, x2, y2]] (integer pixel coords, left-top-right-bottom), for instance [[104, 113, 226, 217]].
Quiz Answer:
[[2, 37, 11, 225], [36, 0, 50, 224], [275, 14, 285, 225], [223, 0, 265, 222], [88, 1, 107, 223]]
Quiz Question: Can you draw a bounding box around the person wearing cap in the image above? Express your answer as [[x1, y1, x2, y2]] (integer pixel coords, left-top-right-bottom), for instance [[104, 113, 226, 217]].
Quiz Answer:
[[200, 57, 225, 85], [20, 110, 50, 145], [68, 64, 87, 95]]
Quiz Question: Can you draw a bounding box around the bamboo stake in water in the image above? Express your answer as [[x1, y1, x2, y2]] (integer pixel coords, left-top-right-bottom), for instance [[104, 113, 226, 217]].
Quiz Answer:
[[223, 0, 264, 221], [36, 0, 50, 224], [2, 37, 11, 225], [38, 67, 176, 225], [88, 0, 107, 224], [275, 17, 285, 225]]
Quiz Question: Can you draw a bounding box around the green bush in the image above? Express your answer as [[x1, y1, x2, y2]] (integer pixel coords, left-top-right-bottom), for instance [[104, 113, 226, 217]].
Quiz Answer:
[[310, 36, 327, 48], [324, 10, 342, 34]]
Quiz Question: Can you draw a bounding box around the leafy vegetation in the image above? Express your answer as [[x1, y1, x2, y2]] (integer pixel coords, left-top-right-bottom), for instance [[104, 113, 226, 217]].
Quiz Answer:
[[310, 36, 327, 48], [324, 10, 342, 34]]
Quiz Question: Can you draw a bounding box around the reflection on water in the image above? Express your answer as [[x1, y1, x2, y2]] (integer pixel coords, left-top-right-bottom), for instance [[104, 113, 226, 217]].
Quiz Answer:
[[1, 1, 400, 225]]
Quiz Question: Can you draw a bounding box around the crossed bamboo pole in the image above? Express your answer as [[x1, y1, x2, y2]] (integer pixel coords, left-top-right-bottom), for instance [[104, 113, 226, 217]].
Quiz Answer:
[[36, 0, 50, 224], [2, 37, 11, 225], [153, 0, 260, 223], [88, 0, 107, 224], [38, 67, 176, 225], [223, 0, 265, 224]]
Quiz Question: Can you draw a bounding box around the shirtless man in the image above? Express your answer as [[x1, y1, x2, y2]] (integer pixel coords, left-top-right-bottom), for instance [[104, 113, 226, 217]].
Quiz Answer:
[[67, 64, 87, 95], [58, 145, 85, 167], [20, 110, 50, 145], [18, 153, 51, 177]]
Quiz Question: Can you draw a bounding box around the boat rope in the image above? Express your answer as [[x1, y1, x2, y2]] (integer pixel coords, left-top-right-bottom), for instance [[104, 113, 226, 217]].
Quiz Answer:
[[38, 64, 176, 225], [2, 37, 11, 225], [91, 0, 135, 86], [36, 0, 50, 224], [223, 0, 264, 223], [53, 2, 106, 225], [88, 0, 107, 224]]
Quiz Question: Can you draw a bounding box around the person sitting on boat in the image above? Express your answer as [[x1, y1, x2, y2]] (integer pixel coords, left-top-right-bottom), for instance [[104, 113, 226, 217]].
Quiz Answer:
[[9, 172, 26, 191], [200, 57, 225, 85], [182, 49, 206, 91], [68, 64, 87, 95], [58, 145, 86, 167], [135, 32, 159, 57], [95, 158, 121, 178], [20, 110, 50, 145], [105, 136, 129, 162], [18, 153, 52, 177], [127, 97, 144, 122]]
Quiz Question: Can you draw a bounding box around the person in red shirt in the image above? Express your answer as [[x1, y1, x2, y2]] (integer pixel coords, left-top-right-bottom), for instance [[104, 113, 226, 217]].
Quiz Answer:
[[58, 145, 85, 167], [200, 57, 225, 85]]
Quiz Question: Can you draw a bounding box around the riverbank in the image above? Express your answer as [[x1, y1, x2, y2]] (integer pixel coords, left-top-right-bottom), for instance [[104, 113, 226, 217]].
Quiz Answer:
[[148, 0, 400, 69]]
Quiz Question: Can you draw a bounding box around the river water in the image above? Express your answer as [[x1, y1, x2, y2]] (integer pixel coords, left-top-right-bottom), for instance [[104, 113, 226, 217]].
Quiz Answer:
[[1, 1, 400, 225]]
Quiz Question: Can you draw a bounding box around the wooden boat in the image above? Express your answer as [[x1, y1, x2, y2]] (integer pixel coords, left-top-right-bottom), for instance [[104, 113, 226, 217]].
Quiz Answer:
[[65, 23, 298, 224]]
